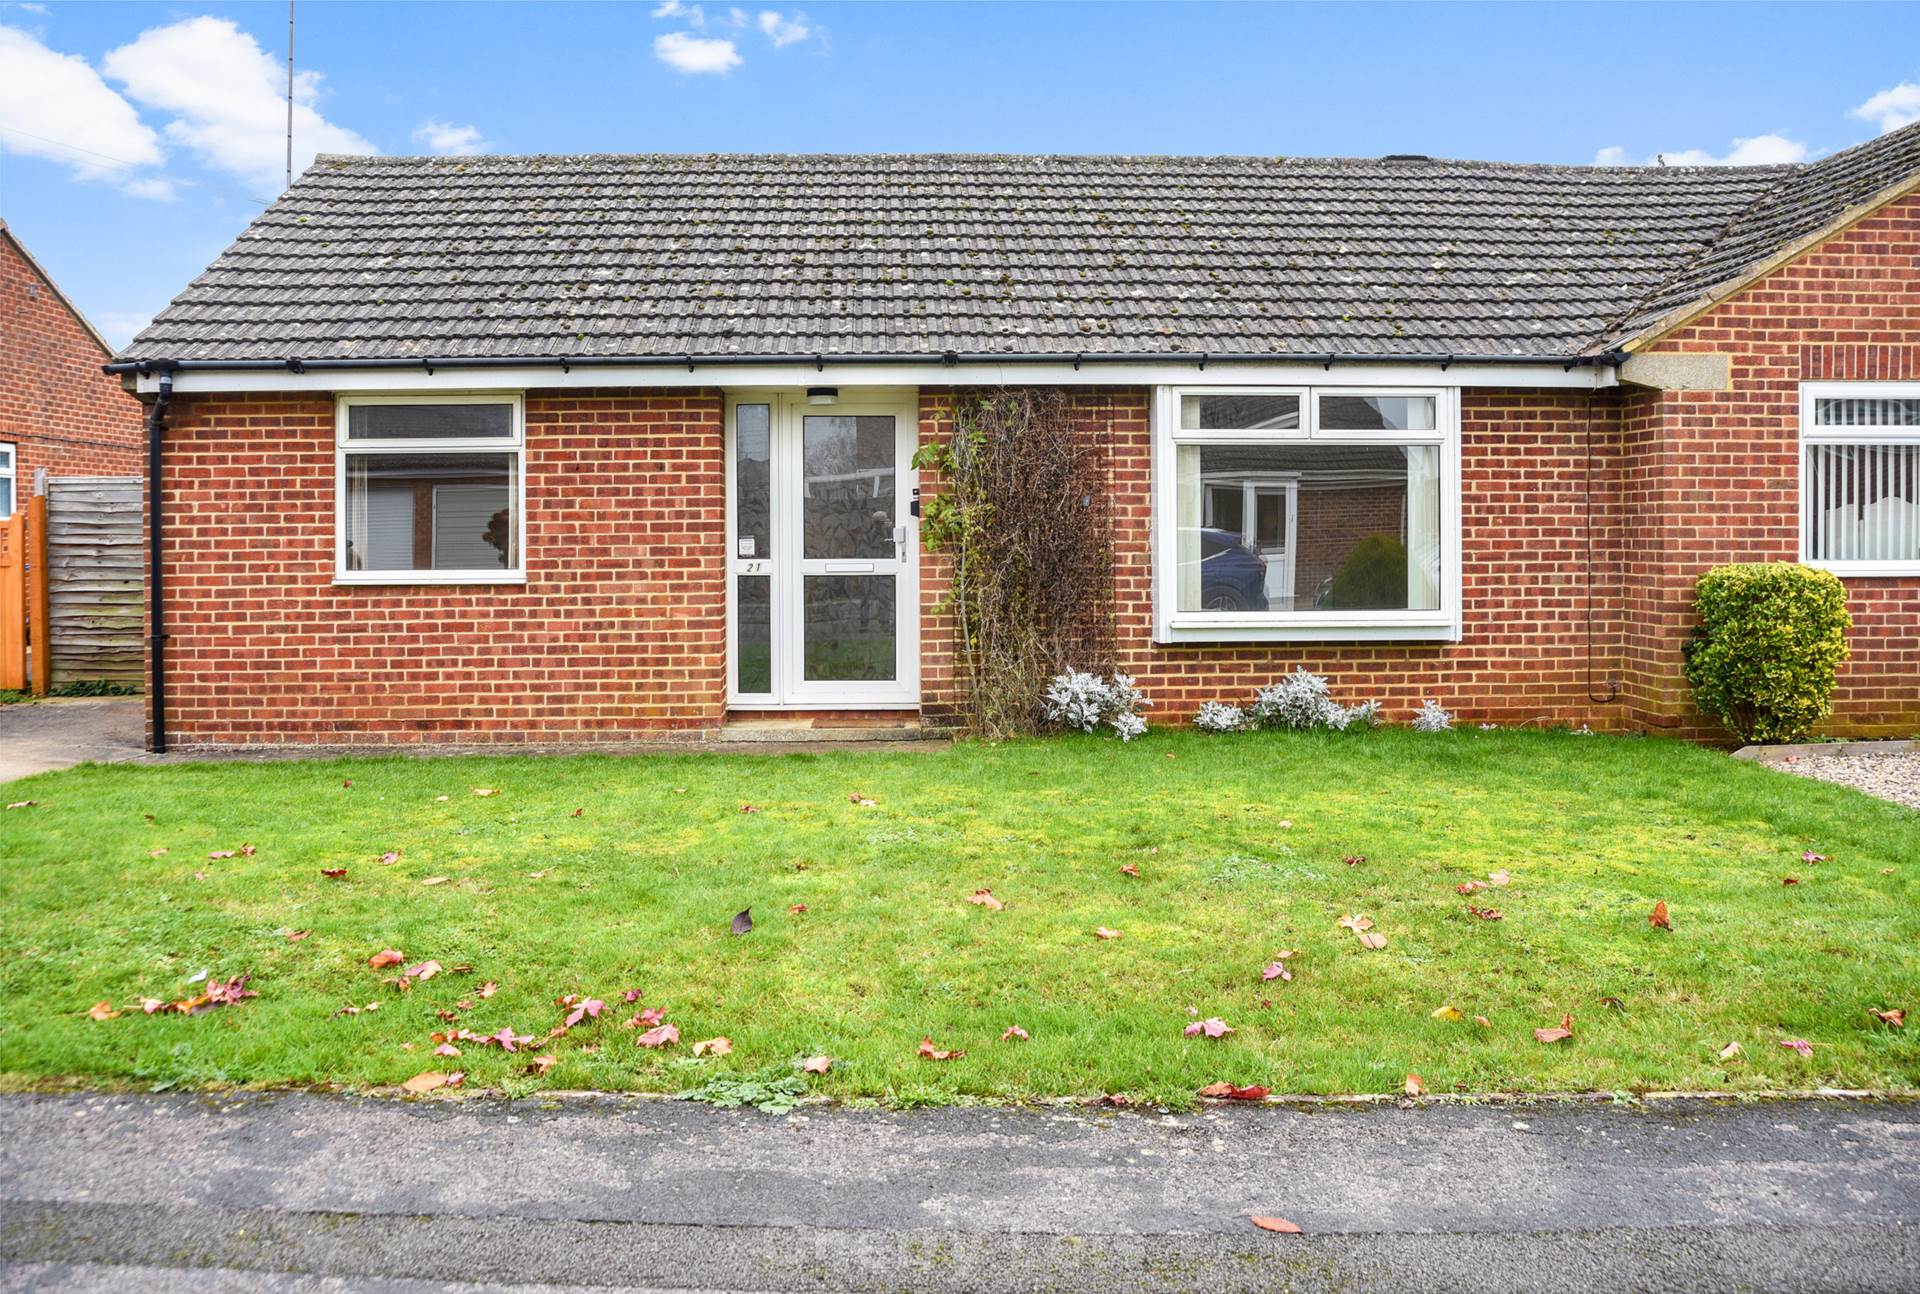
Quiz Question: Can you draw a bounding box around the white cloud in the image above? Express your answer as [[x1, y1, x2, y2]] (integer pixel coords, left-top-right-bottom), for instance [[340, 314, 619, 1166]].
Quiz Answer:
[[8, 3, 51, 15], [120, 175, 179, 201], [757, 10, 810, 46], [102, 16, 375, 191], [653, 30, 740, 74], [1853, 81, 1920, 135], [728, 8, 749, 27], [0, 24, 171, 197], [1592, 133, 1808, 168], [652, 0, 705, 26], [412, 119, 489, 156]]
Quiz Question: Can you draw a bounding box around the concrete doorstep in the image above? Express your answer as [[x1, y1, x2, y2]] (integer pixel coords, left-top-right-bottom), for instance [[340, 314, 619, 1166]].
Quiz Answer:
[[2, 1092, 1918, 1293]]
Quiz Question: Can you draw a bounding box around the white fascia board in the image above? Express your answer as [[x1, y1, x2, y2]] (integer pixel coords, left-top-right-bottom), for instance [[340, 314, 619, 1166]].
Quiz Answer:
[[137, 360, 1618, 396]]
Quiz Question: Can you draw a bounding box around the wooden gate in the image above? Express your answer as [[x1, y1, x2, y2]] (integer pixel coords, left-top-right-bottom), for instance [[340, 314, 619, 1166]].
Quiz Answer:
[[0, 496, 51, 693]]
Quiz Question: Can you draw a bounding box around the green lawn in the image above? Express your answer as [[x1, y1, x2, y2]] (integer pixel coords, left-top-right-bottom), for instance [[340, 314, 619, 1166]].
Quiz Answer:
[[1, 728, 1916, 1106]]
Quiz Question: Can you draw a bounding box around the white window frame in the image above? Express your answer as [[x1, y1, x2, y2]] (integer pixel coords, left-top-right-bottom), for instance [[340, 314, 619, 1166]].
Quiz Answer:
[[1152, 385, 1462, 642], [1799, 381, 1920, 578], [0, 441, 15, 519], [334, 393, 526, 585]]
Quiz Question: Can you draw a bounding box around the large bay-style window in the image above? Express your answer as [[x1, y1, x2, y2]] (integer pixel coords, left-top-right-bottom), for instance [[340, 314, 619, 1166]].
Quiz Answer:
[[335, 395, 524, 584], [1153, 387, 1460, 641], [1801, 383, 1920, 576]]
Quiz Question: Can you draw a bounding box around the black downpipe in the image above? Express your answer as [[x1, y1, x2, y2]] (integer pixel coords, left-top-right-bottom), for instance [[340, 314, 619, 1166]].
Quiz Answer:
[[146, 373, 173, 754]]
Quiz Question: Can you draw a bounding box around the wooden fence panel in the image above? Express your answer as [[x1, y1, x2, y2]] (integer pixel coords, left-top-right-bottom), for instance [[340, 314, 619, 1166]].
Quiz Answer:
[[0, 512, 22, 690], [28, 495, 50, 695], [45, 477, 143, 685]]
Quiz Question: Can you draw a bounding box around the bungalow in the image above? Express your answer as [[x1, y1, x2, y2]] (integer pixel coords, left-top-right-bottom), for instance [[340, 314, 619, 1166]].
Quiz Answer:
[[110, 124, 1920, 748]]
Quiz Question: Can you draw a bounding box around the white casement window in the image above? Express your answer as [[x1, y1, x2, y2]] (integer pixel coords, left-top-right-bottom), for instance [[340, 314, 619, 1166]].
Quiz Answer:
[[0, 442, 15, 518], [335, 395, 525, 585], [1153, 387, 1461, 641], [1801, 383, 1920, 577]]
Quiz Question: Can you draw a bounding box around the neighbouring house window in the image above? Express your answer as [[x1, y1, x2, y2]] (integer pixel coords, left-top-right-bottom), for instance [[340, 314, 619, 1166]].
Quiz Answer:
[[1801, 383, 1920, 576], [336, 396, 524, 584], [0, 443, 14, 518], [1155, 388, 1458, 641]]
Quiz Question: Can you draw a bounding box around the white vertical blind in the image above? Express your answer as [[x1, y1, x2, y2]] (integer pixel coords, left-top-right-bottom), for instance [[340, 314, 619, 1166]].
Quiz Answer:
[[1805, 442, 1920, 563]]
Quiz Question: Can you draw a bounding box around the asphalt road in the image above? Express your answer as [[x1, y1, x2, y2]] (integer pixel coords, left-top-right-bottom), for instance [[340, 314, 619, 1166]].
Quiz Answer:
[[2, 1092, 1917, 1292], [0, 698, 143, 783]]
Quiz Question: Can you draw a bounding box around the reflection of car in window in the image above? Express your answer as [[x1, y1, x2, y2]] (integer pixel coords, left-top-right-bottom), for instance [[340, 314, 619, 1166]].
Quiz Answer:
[[1198, 527, 1270, 611]]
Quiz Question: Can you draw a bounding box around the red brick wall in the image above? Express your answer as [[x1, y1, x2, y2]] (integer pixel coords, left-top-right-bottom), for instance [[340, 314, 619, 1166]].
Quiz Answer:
[[0, 230, 142, 503], [919, 386, 1629, 729], [154, 389, 727, 746], [1628, 191, 1920, 737]]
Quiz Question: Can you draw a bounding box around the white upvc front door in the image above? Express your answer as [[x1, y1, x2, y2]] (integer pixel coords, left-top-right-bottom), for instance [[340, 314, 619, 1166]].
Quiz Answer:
[[726, 390, 920, 708]]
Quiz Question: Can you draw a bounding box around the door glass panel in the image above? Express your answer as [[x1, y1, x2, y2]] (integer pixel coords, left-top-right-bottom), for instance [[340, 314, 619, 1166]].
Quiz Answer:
[[735, 404, 771, 559], [802, 415, 896, 559], [803, 575, 896, 681], [737, 574, 772, 693]]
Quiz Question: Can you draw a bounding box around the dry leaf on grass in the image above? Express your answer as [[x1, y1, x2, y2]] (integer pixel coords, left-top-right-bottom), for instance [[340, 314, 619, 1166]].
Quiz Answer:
[[801, 1055, 833, 1074], [1488, 870, 1511, 886], [402, 1071, 451, 1094], [636, 1023, 680, 1049], [88, 1001, 119, 1021], [1261, 954, 1296, 982], [1356, 931, 1387, 950], [1404, 1073, 1427, 1097], [1779, 1038, 1815, 1057], [918, 1036, 965, 1061], [1466, 906, 1502, 921], [5, 800, 38, 810], [1184, 1017, 1235, 1039], [1094, 926, 1122, 940], [1533, 1013, 1575, 1044], [478, 981, 497, 998], [1431, 1005, 1464, 1021], [1251, 1216, 1302, 1234], [1457, 881, 1488, 895], [1198, 1082, 1270, 1100], [286, 930, 310, 942], [1002, 1025, 1030, 1042], [1871, 1008, 1906, 1028], [692, 1036, 733, 1057], [380, 851, 401, 865], [731, 908, 754, 935], [1337, 915, 1374, 932], [1802, 850, 1829, 864], [789, 903, 808, 914], [471, 787, 500, 797], [1719, 1041, 1744, 1060], [1343, 854, 1366, 867], [529, 1054, 558, 1074], [1782, 876, 1800, 885], [321, 868, 347, 880], [434, 1043, 461, 1058], [1648, 900, 1671, 931], [1473, 1015, 1492, 1028], [965, 888, 1004, 911], [420, 877, 450, 887], [1119, 863, 1140, 878], [368, 949, 405, 969]]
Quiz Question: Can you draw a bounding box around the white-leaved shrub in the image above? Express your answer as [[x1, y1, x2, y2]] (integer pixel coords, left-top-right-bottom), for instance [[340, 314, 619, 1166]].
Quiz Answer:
[[1193, 701, 1248, 734], [1043, 670, 1151, 741], [1249, 668, 1340, 731], [1412, 699, 1454, 732]]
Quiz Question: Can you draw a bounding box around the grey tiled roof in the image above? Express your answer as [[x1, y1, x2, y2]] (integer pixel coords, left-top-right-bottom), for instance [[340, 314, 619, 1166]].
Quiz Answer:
[[115, 134, 1920, 365]]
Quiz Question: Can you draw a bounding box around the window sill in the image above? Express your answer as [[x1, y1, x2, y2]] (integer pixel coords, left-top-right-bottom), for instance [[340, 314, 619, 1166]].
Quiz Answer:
[[334, 572, 527, 587], [1807, 562, 1920, 579], [1156, 614, 1461, 644]]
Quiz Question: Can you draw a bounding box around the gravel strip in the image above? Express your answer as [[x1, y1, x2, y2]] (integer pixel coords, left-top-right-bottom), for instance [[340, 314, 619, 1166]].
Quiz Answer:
[[1772, 749, 1920, 810]]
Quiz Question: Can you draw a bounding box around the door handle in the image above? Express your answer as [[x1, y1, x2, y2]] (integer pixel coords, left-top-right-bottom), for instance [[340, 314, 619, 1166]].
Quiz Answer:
[[893, 524, 908, 561]]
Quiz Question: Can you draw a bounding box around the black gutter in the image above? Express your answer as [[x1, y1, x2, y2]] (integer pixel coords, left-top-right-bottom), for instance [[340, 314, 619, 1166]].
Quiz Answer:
[[145, 372, 173, 755], [106, 350, 1630, 376]]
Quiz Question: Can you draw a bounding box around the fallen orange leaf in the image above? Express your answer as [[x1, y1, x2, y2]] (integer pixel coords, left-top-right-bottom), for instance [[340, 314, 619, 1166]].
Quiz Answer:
[[965, 888, 1004, 911], [402, 1071, 450, 1094], [1404, 1073, 1427, 1097], [801, 1055, 832, 1074], [87, 1001, 119, 1021], [918, 1036, 965, 1061], [1649, 900, 1671, 930], [1251, 1217, 1302, 1234]]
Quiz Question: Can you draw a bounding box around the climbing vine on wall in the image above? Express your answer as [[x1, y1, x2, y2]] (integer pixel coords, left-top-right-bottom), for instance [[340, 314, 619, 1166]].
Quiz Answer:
[[913, 388, 1114, 737]]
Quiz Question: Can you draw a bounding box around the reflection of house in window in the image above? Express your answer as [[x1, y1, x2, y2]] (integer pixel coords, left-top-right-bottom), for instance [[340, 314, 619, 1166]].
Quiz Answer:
[[346, 455, 514, 571]]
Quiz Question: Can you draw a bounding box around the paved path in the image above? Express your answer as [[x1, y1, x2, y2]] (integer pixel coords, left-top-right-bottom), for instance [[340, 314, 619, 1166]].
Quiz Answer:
[[2, 1092, 1917, 1292], [0, 698, 143, 783]]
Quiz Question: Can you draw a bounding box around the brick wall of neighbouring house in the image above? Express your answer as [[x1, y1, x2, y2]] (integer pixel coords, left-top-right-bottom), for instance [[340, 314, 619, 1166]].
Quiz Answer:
[[1625, 191, 1920, 738], [0, 231, 142, 500], [152, 388, 727, 746], [919, 386, 1630, 729]]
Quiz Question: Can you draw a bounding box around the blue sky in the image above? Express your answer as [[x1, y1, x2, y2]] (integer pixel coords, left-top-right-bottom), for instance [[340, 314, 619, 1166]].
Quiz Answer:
[[3, 0, 1917, 350]]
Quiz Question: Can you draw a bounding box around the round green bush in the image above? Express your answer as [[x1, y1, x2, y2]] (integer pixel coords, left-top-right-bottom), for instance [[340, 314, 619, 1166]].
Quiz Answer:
[[1682, 563, 1851, 744], [1324, 533, 1408, 609]]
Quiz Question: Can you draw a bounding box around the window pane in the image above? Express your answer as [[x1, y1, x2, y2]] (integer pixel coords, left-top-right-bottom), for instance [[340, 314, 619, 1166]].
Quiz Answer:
[[1318, 395, 1436, 432], [1805, 443, 1920, 563], [1181, 393, 1300, 431], [344, 452, 516, 572], [803, 575, 896, 681], [737, 575, 772, 693], [802, 415, 896, 560], [734, 404, 771, 559], [0, 478, 12, 519], [1814, 397, 1920, 428], [347, 403, 512, 440], [0, 444, 13, 469], [1175, 443, 1440, 613]]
